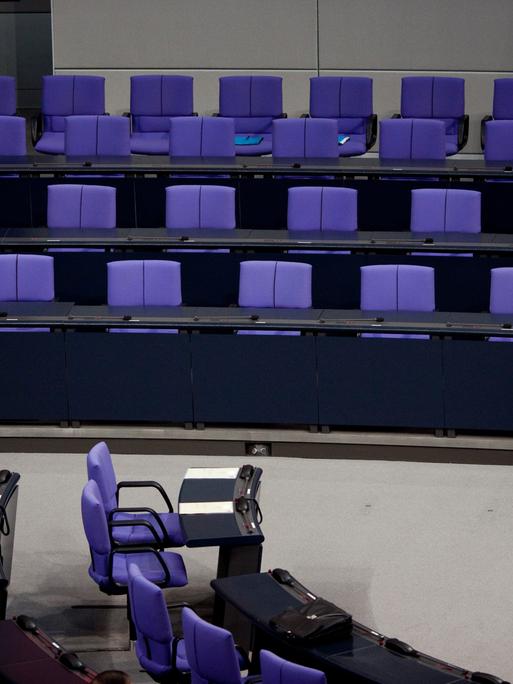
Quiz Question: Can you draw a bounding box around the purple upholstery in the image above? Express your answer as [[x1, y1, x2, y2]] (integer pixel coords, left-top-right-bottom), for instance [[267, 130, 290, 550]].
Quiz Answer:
[[379, 119, 446, 160], [0, 254, 54, 301], [108, 260, 182, 306], [288, 187, 357, 231], [130, 75, 194, 154], [128, 564, 189, 678], [260, 650, 326, 684], [65, 115, 130, 156], [166, 185, 235, 229], [0, 116, 26, 155], [489, 267, 513, 341], [492, 79, 513, 120], [169, 117, 235, 157], [309, 76, 373, 157], [361, 265, 435, 311], [484, 120, 513, 161], [411, 189, 481, 233], [239, 261, 312, 308], [35, 75, 105, 154], [0, 76, 16, 116], [47, 184, 116, 229], [273, 118, 338, 158]]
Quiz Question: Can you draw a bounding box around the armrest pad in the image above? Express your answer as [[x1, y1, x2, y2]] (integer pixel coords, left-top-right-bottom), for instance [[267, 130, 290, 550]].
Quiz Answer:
[[458, 114, 469, 151], [391, 113, 402, 119], [366, 114, 378, 149], [481, 115, 493, 150], [31, 112, 42, 146]]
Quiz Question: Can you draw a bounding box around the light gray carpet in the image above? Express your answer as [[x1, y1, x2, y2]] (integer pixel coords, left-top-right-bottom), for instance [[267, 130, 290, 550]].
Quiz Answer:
[[3, 450, 513, 682]]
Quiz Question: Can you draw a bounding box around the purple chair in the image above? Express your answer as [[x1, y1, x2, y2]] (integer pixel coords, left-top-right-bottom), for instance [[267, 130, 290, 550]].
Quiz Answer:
[[272, 118, 338, 158], [81, 480, 188, 598], [481, 79, 513, 150], [128, 563, 189, 682], [0, 76, 16, 115], [87, 441, 184, 548], [309, 76, 376, 157], [130, 75, 194, 155], [260, 650, 326, 684], [47, 184, 116, 229], [33, 75, 105, 154], [169, 117, 235, 157], [360, 264, 434, 339], [218, 75, 285, 156], [0, 254, 54, 301], [399, 76, 468, 155], [0, 116, 26, 155], [484, 120, 513, 161], [379, 119, 446, 160], [411, 189, 481, 233], [166, 185, 235, 229], [288, 187, 357, 231], [182, 607, 258, 684], [65, 115, 130, 156], [489, 267, 513, 342]]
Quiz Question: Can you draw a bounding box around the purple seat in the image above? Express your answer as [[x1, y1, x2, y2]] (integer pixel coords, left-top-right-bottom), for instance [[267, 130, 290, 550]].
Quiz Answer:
[[47, 184, 116, 229], [34, 75, 105, 154], [288, 187, 357, 231], [0, 254, 54, 301], [400, 76, 467, 155], [81, 480, 188, 596], [309, 76, 376, 157], [169, 117, 235, 157], [360, 264, 434, 339], [260, 650, 326, 684], [481, 79, 513, 150], [273, 118, 338, 158], [0, 116, 26, 156], [489, 267, 513, 341], [128, 564, 189, 681], [166, 185, 235, 229], [379, 119, 446, 160], [87, 441, 184, 548], [130, 75, 194, 155], [484, 120, 513, 161], [239, 261, 312, 308], [182, 607, 258, 684], [411, 189, 481, 233], [65, 115, 130, 156], [218, 76, 284, 156], [0, 76, 16, 115]]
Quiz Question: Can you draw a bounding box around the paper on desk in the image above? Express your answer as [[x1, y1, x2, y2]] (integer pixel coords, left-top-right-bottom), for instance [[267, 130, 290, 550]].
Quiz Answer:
[[179, 501, 234, 515], [184, 467, 239, 479]]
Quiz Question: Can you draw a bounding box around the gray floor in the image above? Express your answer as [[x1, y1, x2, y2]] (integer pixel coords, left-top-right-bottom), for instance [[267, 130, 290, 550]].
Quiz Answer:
[[3, 450, 513, 682]]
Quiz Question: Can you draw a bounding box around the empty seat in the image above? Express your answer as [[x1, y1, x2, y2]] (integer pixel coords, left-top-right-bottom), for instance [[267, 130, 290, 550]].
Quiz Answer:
[[273, 118, 338, 158], [309, 76, 376, 157], [379, 119, 446, 160], [218, 75, 285, 156], [47, 184, 116, 229], [239, 261, 312, 308], [0, 254, 54, 301], [169, 116, 235, 157], [34, 75, 105, 154], [130, 75, 194, 155], [260, 650, 326, 684], [65, 115, 130, 156], [288, 187, 357, 232], [489, 267, 513, 342], [0, 116, 26, 155], [411, 189, 481, 233], [484, 120, 513, 161], [0, 76, 16, 115], [481, 79, 513, 150], [400, 76, 468, 155], [108, 260, 181, 306], [166, 185, 235, 229]]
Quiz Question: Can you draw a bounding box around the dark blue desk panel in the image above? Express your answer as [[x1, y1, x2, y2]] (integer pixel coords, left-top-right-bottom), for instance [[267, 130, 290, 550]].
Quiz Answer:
[[191, 334, 318, 425], [65, 332, 193, 423], [317, 337, 445, 429]]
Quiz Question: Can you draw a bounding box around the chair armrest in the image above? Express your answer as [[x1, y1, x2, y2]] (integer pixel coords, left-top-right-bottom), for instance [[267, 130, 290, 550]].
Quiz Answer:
[[481, 115, 493, 150], [108, 545, 171, 587], [366, 114, 378, 149], [276, 112, 288, 119], [109, 506, 169, 543], [458, 114, 469, 151], [117, 480, 174, 512], [300, 112, 310, 119], [212, 112, 220, 117], [31, 113, 42, 146], [235, 644, 250, 671], [191, 112, 199, 117], [391, 113, 402, 119], [170, 636, 182, 671], [108, 518, 162, 546]]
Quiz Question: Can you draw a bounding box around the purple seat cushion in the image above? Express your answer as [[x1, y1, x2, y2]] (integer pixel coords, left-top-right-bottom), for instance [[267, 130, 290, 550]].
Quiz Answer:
[[112, 511, 184, 546], [35, 131, 65, 154], [112, 549, 187, 586], [338, 134, 367, 157], [130, 132, 170, 155], [166, 185, 235, 229]]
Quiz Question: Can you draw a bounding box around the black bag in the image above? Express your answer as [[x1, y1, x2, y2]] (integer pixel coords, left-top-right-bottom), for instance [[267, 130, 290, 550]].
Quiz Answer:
[[269, 597, 352, 643]]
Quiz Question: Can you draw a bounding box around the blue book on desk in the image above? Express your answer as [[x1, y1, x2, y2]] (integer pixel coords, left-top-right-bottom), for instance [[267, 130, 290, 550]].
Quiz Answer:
[[235, 135, 264, 146], [338, 135, 350, 146]]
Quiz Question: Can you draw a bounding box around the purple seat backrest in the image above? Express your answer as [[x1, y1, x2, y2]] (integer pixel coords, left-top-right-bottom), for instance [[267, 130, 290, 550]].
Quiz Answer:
[[493, 79, 513, 120], [65, 115, 130, 156], [42, 75, 105, 133], [411, 189, 481, 233], [0, 254, 54, 301], [182, 607, 241, 684], [128, 564, 174, 674], [272, 118, 338, 158], [86, 441, 118, 514], [361, 264, 435, 311], [81, 480, 110, 581], [401, 76, 464, 119], [260, 650, 326, 684], [169, 117, 235, 157], [288, 187, 357, 231], [130, 75, 194, 133], [47, 184, 116, 229], [0, 116, 26, 155], [379, 119, 445, 160], [484, 120, 513, 161], [166, 185, 236, 229], [0, 76, 16, 116], [490, 268, 513, 313], [108, 260, 182, 306], [238, 261, 312, 308], [309, 76, 373, 118], [219, 76, 282, 133]]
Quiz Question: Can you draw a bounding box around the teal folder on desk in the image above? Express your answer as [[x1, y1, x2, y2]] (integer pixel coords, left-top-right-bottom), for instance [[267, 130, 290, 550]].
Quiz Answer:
[[235, 135, 264, 146]]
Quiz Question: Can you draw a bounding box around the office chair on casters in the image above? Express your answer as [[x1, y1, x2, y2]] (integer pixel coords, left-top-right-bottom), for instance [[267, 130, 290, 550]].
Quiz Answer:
[[87, 441, 184, 548], [260, 650, 326, 684]]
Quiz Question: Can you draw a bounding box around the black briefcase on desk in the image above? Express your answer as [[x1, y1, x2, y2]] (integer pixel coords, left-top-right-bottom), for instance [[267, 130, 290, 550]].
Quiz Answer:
[[270, 597, 353, 643]]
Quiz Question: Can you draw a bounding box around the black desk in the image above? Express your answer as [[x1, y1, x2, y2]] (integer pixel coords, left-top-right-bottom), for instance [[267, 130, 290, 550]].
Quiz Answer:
[[212, 573, 501, 684]]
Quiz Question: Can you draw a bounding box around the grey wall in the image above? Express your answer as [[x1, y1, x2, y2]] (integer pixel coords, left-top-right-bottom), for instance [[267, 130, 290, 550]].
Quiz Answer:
[[52, 0, 513, 153]]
